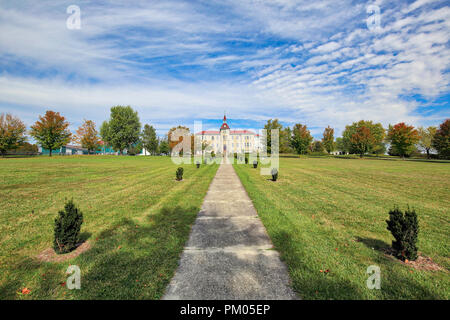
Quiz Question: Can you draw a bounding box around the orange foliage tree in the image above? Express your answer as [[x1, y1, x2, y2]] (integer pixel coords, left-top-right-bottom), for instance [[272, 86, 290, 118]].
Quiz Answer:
[[350, 126, 375, 158], [387, 122, 419, 158], [30, 110, 71, 157], [74, 120, 101, 154], [0, 113, 27, 156]]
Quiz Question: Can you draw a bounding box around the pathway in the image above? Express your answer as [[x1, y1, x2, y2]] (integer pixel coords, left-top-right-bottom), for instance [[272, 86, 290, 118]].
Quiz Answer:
[[163, 162, 297, 300]]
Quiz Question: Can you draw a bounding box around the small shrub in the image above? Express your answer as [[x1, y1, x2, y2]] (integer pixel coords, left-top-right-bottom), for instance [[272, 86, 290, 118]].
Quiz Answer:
[[253, 160, 258, 168], [211, 151, 215, 158], [386, 207, 419, 261], [176, 167, 184, 180], [196, 161, 200, 168], [271, 168, 278, 181], [245, 156, 248, 164], [53, 200, 83, 254]]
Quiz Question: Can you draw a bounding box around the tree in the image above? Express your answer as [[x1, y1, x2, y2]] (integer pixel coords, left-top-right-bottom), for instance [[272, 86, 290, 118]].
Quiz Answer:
[[102, 106, 141, 155], [291, 124, 313, 155], [417, 126, 437, 159], [0, 113, 27, 156], [264, 119, 283, 154], [387, 123, 419, 159], [350, 126, 375, 158], [30, 110, 71, 157], [322, 126, 335, 154], [280, 127, 293, 154], [335, 137, 347, 154], [75, 119, 101, 154], [310, 140, 324, 153], [342, 120, 385, 155], [159, 136, 170, 155], [432, 119, 449, 159], [168, 126, 190, 155], [142, 124, 158, 155]]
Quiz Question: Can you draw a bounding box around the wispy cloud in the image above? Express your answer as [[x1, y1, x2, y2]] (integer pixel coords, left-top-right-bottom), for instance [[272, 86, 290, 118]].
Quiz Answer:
[[0, 0, 448, 137]]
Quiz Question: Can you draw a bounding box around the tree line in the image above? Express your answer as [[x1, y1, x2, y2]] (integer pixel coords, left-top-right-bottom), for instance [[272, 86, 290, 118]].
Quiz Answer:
[[264, 118, 449, 159], [0, 106, 449, 159]]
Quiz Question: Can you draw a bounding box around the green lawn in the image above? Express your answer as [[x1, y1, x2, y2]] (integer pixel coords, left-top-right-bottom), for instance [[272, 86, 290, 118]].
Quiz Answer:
[[0, 156, 218, 299], [234, 156, 450, 299]]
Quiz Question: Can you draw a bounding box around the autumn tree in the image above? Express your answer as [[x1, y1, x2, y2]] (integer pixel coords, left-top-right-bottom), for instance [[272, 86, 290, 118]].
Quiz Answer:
[[417, 126, 437, 159], [342, 120, 385, 156], [387, 123, 420, 159], [322, 126, 335, 154], [142, 124, 158, 155], [0, 113, 27, 156], [350, 126, 376, 158], [432, 119, 450, 159], [101, 106, 141, 155], [291, 123, 313, 155], [75, 119, 101, 154], [168, 126, 190, 155], [30, 110, 71, 157]]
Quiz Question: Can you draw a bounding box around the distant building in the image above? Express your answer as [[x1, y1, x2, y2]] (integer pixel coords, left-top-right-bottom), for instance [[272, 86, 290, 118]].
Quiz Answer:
[[38, 145, 88, 156], [196, 115, 261, 156]]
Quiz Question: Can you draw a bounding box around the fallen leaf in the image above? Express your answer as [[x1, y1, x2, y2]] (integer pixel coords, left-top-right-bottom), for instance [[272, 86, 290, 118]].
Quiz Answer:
[[117, 245, 122, 250], [21, 288, 31, 295]]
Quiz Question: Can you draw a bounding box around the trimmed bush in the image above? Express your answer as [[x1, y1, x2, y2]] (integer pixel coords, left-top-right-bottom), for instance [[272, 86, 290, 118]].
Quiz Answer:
[[253, 160, 258, 168], [386, 207, 419, 261], [245, 156, 249, 164], [271, 168, 278, 181], [176, 167, 184, 180], [53, 200, 83, 254], [196, 161, 200, 169]]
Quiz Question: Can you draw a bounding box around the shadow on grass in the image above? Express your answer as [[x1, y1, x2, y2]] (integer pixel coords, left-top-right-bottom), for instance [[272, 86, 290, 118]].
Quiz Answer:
[[0, 205, 200, 300], [355, 237, 390, 252], [271, 231, 444, 299]]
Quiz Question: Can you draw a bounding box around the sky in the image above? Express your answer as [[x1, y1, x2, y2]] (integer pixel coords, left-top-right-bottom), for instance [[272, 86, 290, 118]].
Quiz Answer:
[[0, 0, 449, 138]]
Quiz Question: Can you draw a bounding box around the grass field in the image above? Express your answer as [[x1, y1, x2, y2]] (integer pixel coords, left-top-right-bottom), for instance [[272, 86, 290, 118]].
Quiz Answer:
[[234, 156, 450, 299], [0, 156, 218, 299]]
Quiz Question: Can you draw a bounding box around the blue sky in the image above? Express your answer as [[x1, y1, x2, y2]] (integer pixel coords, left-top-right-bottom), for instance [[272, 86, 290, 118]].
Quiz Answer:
[[0, 0, 449, 138]]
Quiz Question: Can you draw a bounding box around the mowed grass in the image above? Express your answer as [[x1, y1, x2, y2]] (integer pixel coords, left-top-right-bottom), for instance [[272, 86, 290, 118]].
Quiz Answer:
[[234, 156, 450, 299], [0, 156, 218, 299]]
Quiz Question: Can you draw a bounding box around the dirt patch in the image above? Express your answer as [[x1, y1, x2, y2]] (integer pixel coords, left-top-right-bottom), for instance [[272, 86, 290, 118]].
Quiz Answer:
[[36, 241, 91, 263], [383, 248, 446, 272]]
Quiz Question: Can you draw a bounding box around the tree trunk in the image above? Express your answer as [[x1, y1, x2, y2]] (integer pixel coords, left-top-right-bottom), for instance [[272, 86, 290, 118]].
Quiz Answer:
[[426, 149, 430, 159], [360, 153, 363, 158], [49, 149, 52, 157]]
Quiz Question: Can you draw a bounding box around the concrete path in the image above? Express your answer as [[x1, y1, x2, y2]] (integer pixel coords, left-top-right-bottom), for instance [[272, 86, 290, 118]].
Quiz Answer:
[[163, 163, 297, 300]]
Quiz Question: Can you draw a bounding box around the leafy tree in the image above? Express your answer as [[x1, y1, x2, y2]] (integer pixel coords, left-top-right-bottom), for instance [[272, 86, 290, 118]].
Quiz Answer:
[[335, 137, 347, 153], [142, 124, 158, 155], [342, 120, 385, 155], [310, 140, 324, 153], [75, 119, 101, 154], [417, 126, 437, 159], [159, 136, 170, 155], [13, 142, 38, 155], [127, 141, 143, 156], [387, 123, 419, 158], [102, 106, 141, 155], [264, 119, 283, 154], [291, 123, 313, 155], [350, 126, 375, 158], [168, 126, 190, 155], [280, 127, 293, 154], [0, 113, 27, 156], [432, 119, 449, 159], [322, 126, 335, 153], [30, 110, 71, 157]]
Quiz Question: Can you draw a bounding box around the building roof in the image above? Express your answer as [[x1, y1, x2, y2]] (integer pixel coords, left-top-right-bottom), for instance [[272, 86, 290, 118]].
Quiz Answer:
[[196, 129, 256, 135]]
